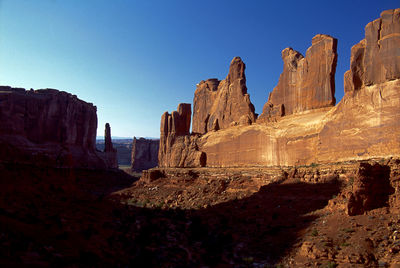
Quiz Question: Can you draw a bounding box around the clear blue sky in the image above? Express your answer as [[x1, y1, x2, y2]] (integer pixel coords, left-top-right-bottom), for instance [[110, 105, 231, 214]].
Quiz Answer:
[[0, 1, 398, 138]]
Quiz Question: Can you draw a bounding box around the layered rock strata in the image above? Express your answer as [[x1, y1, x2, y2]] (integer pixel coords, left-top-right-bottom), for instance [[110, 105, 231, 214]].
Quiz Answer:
[[158, 9, 400, 168], [131, 137, 159, 172], [158, 103, 205, 168], [0, 87, 117, 169], [258, 34, 337, 122], [192, 57, 256, 134]]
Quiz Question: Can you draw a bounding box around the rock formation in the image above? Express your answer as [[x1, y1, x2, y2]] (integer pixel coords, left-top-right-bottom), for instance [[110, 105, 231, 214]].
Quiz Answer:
[[192, 57, 256, 134], [157, 9, 400, 168], [258, 34, 337, 122], [103, 123, 118, 168], [346, 163, 394, 216], [344, 8, 400, 93], [0, 87, 97, 148], [131, 137, 159, 172], [104, 123, 114, 152], [0, 87, 117, 169], [158, 103, 205, 167]]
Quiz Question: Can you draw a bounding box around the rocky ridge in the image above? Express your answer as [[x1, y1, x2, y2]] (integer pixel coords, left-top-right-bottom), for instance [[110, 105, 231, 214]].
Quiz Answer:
[[158, 9, 400, 168]]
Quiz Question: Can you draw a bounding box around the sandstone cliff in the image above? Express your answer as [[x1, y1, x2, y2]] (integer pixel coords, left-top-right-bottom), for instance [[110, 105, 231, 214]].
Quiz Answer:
[[0, 87, 117, 169], [158, 103, 205, 168], [344, 8, 400, 93], [258, 34, 337, 122], [158, 9, 400, 168], [131, 137, 159, 172], [192, 57, 256, 134]]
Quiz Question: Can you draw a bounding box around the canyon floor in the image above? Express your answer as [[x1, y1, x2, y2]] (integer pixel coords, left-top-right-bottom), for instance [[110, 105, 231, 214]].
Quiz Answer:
[[1, 160, 400, 267]]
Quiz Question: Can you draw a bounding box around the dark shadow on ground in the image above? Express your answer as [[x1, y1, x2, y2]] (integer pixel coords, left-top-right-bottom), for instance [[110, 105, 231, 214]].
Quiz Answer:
[[0, 163, 341, 267], [186, 179, 341, 266]]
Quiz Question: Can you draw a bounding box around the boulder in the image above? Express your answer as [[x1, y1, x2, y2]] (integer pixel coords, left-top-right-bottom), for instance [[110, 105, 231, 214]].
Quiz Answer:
[[258, 34, 337, 122], [192, 57, 256, 134]]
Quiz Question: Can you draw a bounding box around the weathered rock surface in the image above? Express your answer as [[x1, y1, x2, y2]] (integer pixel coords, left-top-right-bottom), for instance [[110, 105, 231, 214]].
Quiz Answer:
[[0, 87, 117, 169], [158, 103, 205, 167], [131, 137, 159, 172], [0, 87, 97, 148], [160, 103, 191, 136], [159, 9, 400, 168], [192, 57, 256, 134], [347, 163, 394, 216], [201, 78, 400, 167], [258, 34, 337, 122], [345, 8, 400, 93]]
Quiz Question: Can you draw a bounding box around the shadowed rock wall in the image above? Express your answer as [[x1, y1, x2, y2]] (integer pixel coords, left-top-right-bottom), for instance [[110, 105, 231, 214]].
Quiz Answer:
[[131, 137, 159, 172], [0, 87, 117, 169]]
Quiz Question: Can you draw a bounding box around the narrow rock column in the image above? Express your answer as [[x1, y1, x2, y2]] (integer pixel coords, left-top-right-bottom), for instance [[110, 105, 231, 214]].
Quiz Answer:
[[104, 123, 114, 152]]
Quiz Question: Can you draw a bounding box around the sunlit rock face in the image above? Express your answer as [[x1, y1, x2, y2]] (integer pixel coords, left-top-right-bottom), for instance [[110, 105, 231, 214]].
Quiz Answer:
[[192, 57, 256, 134], [344, 8, 400, 93], [0, 87, 117, 169], [158, 103, 205, 168], [258, 34, 337, 123], [158, 9, 400, 168]]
